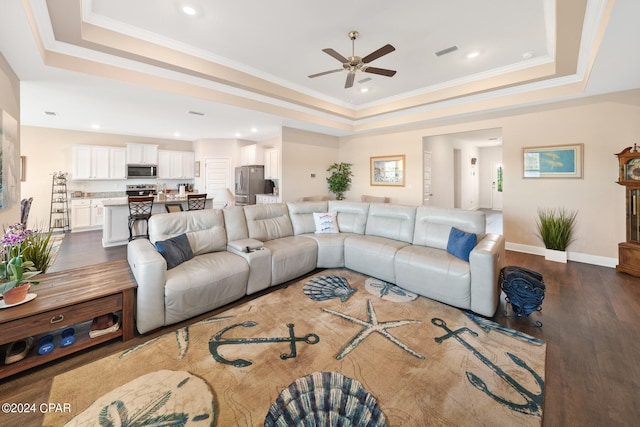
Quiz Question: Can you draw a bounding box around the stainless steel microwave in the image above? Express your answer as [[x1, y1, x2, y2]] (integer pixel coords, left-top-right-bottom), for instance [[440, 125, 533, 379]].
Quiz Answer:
[[127, 164, 157, 179]]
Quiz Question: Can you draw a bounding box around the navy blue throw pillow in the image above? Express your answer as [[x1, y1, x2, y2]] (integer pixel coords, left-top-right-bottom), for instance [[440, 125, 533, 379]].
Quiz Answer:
[[447, 227, 477, 262], [155, 233, 194, 269]]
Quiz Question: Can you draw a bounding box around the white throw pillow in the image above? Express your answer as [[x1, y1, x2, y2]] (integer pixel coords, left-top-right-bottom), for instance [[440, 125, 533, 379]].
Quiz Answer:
[[313, 212, 339, 234]]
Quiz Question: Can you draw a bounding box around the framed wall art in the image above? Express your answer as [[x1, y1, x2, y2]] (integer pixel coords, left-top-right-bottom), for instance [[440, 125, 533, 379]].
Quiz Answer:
[[523, 144, 583, 178], [370, 154, 405, 186]]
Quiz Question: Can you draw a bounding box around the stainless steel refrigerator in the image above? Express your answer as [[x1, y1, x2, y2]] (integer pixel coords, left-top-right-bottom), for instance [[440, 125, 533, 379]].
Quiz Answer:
[[234, 165, 265, 205]]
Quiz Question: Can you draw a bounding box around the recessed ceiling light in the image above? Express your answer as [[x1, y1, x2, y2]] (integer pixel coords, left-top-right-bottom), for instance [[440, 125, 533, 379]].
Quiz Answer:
[[466, 51, 480, 59], [174, 132, 181, 137], [250, 127, 257, 133], [182, 6, 197, 16], [360, 87, 369, 93], [91, 123, 101, 129], [235, 132, 242, 138], [522, 51, 534, 60]]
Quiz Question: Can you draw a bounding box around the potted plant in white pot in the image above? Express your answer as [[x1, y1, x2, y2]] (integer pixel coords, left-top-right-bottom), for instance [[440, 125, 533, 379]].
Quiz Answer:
[[536, 207, 578, 263], [326, 162, 353, 200]]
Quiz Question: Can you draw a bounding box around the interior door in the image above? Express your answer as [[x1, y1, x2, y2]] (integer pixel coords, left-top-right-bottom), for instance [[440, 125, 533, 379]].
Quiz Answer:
[[204, 157, 231, 196], [492, 162, 504, 210], [423, 150, 432, 205]]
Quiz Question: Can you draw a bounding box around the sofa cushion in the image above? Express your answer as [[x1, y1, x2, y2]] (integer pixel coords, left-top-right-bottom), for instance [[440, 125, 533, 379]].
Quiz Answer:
[[244, 204, 294, 241], [313, 212, 339, 234], [365, 204, 416, 243], [263, 236, 318, 286], [328, 201, 369, 234], [155, 233, 194, 269], [447, 227, 477, 262], [413, 206, 485, 249], [149, 209, 227, 255], [287, 201, 328, 235], [344, 235, 409, 283], [394, 245, 472, 310], [164, 251, 249, 325]]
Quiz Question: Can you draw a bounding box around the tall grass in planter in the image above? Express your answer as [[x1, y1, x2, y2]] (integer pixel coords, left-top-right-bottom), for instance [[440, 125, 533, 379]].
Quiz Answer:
[[536, 207, 578, 262]]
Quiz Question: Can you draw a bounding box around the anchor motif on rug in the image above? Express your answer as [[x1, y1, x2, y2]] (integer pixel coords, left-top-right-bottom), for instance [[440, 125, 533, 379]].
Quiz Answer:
[[431, 317, 544, 417], [209, 322, 320, 367]]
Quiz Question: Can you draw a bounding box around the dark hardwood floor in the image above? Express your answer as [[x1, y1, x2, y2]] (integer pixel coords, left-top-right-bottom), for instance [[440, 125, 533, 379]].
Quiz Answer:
[[1, 231, 639, 426]]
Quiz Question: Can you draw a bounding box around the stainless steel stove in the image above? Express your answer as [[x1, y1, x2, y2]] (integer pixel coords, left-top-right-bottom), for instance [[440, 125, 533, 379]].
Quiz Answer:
[[126, 184, 157, 196]]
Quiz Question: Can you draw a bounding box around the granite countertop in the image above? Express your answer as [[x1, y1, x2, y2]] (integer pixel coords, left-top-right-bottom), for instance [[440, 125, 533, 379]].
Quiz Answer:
[[70, 191, 127, 199]]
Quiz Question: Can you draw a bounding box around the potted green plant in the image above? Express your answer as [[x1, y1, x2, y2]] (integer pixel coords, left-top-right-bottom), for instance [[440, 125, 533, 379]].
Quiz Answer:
[[535, 207, 578, 263], [0, 223, 41, 304], [326, 162, 353, 200]]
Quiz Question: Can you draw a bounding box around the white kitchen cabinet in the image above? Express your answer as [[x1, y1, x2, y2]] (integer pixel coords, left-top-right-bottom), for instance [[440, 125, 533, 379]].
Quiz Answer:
[[72, 145, 110, 180], [240, 145, 264, 166], [91, 199, 105, 227], [126, 143, 158, 165], [71, 199, 92, 230], [264, 148, 280, 179], [109, 147, 127, 179], [72, 145, 125, 180], [158, 150, 195, 179]]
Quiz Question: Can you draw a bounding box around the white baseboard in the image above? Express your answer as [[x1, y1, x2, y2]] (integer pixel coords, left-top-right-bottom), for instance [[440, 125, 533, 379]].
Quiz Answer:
[[505, 242, 618, 269]]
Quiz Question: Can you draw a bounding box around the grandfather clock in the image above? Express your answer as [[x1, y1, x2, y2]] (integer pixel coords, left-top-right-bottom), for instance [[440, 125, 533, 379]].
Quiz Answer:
[[616, 144, 640, 276]]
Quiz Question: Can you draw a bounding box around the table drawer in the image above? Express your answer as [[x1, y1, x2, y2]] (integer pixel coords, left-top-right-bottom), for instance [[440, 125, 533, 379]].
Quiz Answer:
[[1, 294, 123, 344]]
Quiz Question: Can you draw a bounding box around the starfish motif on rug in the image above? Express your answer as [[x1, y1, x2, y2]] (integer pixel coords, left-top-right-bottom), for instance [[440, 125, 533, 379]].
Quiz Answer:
[[323, 299, 425, 360]]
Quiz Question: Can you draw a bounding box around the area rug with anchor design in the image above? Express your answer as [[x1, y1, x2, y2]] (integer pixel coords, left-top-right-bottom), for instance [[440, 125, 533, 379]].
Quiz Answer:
[[46, 269, 546, 426]]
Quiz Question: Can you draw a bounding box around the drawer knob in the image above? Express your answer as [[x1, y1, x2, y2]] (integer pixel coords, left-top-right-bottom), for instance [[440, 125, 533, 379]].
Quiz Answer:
[[50, 314, 65, 324]]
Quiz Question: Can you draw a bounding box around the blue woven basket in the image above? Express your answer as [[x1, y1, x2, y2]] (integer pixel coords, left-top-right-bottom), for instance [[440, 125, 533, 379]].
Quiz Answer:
[[500, 266, 545, 317]]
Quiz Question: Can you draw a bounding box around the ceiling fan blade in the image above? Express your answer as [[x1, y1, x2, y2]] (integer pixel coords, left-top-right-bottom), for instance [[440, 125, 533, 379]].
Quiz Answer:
[[308, 69, 344, 78], [363, 66, 397, 77], [362, 44, 395, 63], [345, 72, 355, 88], [322, 48, 349, 64]]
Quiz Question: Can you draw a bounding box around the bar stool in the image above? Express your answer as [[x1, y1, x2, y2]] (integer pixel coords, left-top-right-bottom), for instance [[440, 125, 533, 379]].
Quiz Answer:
[[128, 196, 154, 241], [187, 193, 207, 211]]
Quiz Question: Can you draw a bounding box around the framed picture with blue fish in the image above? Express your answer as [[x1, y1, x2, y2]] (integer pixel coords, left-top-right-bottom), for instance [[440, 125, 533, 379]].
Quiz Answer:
[[523, 144, 583, 178]]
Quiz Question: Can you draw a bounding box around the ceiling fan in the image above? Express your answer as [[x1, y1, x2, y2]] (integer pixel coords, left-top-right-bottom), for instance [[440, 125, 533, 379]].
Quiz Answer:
[[308, 30, 396, 89]]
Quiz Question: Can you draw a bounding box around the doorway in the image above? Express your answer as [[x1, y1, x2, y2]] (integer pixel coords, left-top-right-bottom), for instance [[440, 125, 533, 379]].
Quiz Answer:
[[204, 157, 231, 195], [492, 163, 504, 210]]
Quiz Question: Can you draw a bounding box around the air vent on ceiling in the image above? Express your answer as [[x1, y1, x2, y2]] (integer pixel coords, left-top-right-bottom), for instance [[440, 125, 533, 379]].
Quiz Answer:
[[187, 110, 205, 116], [434, 45, 459, 57], [358, 77, 372, 84], [44, 111, 57, 116]]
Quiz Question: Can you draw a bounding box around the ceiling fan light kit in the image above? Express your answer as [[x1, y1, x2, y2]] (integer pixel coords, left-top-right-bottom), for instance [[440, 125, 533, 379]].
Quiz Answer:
[[309, 30, 397, 89]]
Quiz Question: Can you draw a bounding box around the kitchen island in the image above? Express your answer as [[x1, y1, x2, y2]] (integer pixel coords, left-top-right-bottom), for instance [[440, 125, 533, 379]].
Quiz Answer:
[[102, 194, 218, 247]]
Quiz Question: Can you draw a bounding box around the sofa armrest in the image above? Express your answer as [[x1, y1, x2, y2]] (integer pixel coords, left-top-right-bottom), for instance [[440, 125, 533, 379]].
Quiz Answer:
[[127, 239, 167, 334], [469, 233, 505, 317], [227, 239, 272, 294]]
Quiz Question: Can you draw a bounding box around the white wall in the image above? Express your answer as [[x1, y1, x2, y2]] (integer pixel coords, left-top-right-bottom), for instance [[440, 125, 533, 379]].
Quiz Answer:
[[282, 127, 339, 202], [338, 90, 640, 262]]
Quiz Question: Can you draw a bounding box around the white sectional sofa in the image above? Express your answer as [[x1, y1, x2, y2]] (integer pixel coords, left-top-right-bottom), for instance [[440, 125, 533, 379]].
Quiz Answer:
[[128, 201, 504, 334]]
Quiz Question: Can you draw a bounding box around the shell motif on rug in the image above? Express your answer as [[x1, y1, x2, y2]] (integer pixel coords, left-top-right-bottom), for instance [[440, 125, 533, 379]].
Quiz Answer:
[[62, 370, 215, 427], [364, 278, 418, 303], [265, 371, 386, 426], [303, 275, 356, 302]]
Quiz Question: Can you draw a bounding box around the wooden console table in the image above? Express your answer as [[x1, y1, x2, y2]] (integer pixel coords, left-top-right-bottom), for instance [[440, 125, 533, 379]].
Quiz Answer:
[[0, 260, 136, 379]]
